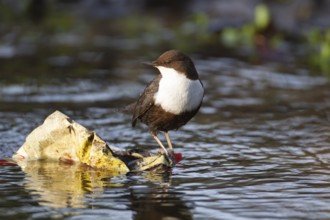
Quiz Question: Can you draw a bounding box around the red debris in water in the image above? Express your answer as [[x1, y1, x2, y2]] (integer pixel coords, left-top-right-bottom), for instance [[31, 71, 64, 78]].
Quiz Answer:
[[174, 152, 183, 163], [0, 159, 17, 167]]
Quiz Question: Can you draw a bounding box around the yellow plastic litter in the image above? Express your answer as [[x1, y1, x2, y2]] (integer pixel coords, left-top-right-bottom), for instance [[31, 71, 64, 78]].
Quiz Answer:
[[12, 111, 172, 175]]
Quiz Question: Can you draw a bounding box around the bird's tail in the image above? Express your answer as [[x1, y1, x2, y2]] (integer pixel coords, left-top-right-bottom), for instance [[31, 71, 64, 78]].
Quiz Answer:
[[122, 102, 136, 114], [106, 102, 135, 114]]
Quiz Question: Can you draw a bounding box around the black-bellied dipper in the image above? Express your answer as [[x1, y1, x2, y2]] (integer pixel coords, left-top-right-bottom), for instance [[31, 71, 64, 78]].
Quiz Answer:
[[131, 50, 204, 156]]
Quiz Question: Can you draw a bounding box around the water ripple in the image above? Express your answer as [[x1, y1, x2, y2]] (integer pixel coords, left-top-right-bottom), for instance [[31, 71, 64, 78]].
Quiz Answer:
[[1, 58, 330, 219]]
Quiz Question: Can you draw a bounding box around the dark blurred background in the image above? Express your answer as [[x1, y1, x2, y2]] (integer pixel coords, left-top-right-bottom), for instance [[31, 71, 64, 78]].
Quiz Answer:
[[0, 0, 329, 85]]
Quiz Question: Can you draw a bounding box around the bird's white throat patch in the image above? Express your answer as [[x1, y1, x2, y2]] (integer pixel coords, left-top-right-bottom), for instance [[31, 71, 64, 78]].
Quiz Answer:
[[154, 66, 204, 115]]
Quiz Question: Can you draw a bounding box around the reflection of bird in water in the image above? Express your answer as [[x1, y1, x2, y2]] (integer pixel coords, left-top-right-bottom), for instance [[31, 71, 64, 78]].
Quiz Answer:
[[130, 187, 193, 220], [130, 50, 204, 157]]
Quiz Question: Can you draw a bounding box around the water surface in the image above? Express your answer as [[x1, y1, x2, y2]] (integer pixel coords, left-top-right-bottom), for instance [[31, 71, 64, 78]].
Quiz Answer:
[[1, 57, 330, 220]]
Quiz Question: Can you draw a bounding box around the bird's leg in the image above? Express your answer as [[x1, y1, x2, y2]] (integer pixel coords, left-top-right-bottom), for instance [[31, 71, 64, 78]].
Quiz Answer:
[[164, 132, 174, 156], [150, 132, 169, 155]]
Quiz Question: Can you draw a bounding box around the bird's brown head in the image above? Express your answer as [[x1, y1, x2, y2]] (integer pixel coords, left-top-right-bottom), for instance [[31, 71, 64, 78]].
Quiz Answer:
[[147, 50, 199, 80]]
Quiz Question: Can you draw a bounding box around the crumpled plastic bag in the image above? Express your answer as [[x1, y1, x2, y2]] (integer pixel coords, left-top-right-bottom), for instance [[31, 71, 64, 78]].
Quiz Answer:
[[12, 111, 172, 175]]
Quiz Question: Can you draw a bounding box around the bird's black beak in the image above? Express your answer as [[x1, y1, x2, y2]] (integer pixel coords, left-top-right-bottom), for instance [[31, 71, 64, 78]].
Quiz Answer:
[[141, 61, 156, 67]]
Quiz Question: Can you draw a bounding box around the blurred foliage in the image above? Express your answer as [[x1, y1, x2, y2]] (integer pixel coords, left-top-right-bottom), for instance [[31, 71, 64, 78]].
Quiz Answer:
[[255, 4, 270, 31], [220, 4, 282, 62], [0, 1, 330, 84], [307, 29, 330, 77]]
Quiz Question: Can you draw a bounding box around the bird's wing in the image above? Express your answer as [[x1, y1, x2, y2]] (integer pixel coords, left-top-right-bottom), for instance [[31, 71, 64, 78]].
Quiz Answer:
[[132, 75, 161, 127]]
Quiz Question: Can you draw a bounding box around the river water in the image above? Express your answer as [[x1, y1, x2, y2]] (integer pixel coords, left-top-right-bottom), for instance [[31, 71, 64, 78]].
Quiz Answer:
[[1, 56, 330, 220]]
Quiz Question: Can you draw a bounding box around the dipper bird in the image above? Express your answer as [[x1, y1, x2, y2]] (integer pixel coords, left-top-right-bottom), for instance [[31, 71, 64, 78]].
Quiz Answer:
[[131, 50, 204, 156]]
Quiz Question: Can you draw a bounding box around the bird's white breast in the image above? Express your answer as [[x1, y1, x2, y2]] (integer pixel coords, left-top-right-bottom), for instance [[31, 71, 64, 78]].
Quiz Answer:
[[154, 67, 204, 115]]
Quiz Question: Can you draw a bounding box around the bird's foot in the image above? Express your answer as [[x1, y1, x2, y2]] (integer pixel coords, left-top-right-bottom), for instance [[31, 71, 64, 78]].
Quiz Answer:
[[164, 150, 176, 165], [158, 149, 181, 165]]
